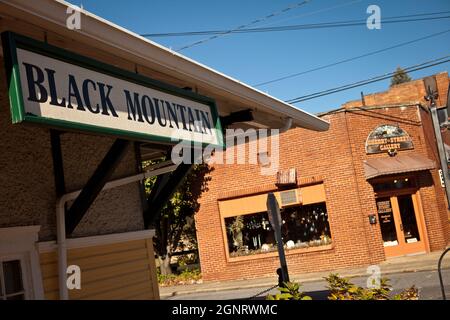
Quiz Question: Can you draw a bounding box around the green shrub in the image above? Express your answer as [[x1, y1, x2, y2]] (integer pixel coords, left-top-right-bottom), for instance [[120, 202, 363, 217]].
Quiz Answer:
[[266, 274, 419, 300], [157, 267, 202, 286], [266, 282, 312, 300], [325, 273, 418, 300]]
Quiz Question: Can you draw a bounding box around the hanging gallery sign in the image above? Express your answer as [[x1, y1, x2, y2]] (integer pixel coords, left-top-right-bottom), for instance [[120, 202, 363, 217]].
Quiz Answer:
[[365, 124, 413, 154], [376, 199, 393, 224], [1, 32, 223, 147]]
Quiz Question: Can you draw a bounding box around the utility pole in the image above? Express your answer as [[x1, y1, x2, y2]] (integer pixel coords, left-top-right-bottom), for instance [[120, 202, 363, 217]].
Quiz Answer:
[[266, 193, 290, 285], [426, 80, 450, 209]]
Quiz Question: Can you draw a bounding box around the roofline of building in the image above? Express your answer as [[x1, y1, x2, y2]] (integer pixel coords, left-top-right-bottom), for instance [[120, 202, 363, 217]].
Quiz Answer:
[[341, 72, 448, 108], [316, 102, 425, 117], [315, 70, 450, 117], [0, 0, 329, 132]]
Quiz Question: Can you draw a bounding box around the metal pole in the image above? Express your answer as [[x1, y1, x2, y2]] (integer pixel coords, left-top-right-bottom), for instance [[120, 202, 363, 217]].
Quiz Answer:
[[267, 193, 290, 284], [430, 107, 450, 209], [438, 248, 450, 300]]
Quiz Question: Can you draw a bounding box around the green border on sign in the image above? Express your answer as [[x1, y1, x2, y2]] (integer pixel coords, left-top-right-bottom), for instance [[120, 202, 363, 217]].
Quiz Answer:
[[1, 31, 224, 148]]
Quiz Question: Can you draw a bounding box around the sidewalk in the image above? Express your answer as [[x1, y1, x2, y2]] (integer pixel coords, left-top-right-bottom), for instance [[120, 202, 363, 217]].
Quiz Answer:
[[159, 249, 450, 298]]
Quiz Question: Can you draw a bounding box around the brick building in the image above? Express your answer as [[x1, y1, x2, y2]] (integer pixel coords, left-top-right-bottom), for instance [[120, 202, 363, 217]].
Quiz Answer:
[[196, 72, 450, 282]]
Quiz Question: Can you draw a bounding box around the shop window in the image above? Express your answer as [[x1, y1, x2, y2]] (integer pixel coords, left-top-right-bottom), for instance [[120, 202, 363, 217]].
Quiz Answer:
[[224, 202, 331, 258], [0, 259, 26, 300]]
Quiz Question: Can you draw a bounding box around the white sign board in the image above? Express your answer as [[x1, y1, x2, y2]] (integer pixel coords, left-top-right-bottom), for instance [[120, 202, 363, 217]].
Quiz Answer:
[[3, 32, 223, 147]]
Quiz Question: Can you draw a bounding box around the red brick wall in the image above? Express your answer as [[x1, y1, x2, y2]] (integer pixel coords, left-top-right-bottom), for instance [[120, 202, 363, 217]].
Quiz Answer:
[[196, 73, 450, 282]]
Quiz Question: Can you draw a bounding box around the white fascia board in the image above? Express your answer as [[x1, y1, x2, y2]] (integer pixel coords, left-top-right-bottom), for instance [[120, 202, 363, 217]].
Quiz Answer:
[[1, 0, 329, 132], [38, 229, 156, 252]]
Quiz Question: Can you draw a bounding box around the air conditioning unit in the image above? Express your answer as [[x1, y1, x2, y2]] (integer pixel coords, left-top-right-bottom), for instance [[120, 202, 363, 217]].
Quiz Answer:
[[279, 189, 302, 207]]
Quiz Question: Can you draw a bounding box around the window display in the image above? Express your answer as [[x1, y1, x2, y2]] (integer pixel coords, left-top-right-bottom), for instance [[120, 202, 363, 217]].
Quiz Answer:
[[225, 202, 331, 257]]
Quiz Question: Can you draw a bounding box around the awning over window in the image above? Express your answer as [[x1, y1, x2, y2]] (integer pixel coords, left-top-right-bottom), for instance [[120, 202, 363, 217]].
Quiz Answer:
[[363, 154, 436, 180]]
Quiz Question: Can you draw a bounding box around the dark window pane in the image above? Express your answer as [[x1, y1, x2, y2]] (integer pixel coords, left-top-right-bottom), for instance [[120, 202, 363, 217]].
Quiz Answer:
[[373, 178, 415, 193], [3, 260, 23, 295], [225, 212, 276, 257], [281, 202, 331, 248], [376, 198, 398, 246], [397, 195, 420, 243]]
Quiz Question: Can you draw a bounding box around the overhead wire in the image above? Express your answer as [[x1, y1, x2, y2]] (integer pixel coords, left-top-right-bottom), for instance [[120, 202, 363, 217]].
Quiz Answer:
[[254, 27, 450, 87], [174, 0, 311, 51], [142, 11, 450, 38], [285, 55, 450, 103]]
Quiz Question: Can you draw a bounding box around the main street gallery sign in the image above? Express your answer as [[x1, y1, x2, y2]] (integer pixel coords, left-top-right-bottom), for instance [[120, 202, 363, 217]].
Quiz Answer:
[[365, 124, 413, 154], [2, 32, 223, 147]]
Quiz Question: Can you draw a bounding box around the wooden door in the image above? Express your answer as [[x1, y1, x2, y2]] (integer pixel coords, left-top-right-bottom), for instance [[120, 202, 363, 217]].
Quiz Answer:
[[376, 193, 427, 257]]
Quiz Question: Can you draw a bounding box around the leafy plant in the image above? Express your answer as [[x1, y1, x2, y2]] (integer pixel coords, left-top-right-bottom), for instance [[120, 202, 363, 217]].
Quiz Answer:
[[145, 161, 212, 275], [392, 285, 419, 300], [157, 267, 202, 287], [266, 282, 312, 300], [325, 273, 418, 300]]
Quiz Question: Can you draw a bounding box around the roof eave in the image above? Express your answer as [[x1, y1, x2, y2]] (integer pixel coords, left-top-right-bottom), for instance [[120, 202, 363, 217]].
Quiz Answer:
[[2, 0, 329, 132]]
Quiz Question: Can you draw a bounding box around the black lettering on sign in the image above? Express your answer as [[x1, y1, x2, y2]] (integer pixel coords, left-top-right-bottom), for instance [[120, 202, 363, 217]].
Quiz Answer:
[[82, 79, 100, 114], [45, 68, 66, 108], [68, 74, 85, 111], [141, 95, 156, 125], [187, 107, 197, 132], [200, 110, 212, 134], [177, 104, 188, 130], [23, 62, 48, 103], [124, 90, 144, 122], [97, 82, 118, 117], [166, 102, 179, 129], [21, 59, 215, 138], [153, 98, 167, 127]]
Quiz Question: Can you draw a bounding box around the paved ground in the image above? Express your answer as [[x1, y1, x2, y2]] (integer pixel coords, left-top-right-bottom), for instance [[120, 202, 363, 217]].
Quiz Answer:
[[160, 249, 450, 300], [164, 269, 450, 300]]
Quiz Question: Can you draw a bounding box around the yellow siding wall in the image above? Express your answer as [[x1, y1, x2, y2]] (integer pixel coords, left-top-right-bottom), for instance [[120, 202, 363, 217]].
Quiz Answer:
[[40, 238, 159, 300]]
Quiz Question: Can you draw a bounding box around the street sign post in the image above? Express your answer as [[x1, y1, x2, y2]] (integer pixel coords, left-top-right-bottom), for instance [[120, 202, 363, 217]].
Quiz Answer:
[[266, 192, 290, 285]]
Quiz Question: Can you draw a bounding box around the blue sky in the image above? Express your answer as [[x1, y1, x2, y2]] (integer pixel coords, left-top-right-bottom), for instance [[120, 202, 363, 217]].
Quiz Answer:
[[67, 0, 450, 114]]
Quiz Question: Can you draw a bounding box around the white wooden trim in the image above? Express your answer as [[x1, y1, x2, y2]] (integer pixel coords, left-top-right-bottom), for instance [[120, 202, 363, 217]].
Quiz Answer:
[[38, 229, 156, 253], [0, 226, 40, 244], [0, 225, 44, 300]]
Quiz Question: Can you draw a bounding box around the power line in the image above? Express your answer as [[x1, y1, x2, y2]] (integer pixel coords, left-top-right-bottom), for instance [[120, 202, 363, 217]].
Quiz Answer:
[[287, 55, 450, 101], [142, 0, 360, 37], [174, 0, 311, 51], [252, 0, 363, 30], [142, 10, 450, 37], [234, 15, 450, 34], [286, 56, 450, 103], [254, 28, 450, 87], [284, 55, 450, 104]]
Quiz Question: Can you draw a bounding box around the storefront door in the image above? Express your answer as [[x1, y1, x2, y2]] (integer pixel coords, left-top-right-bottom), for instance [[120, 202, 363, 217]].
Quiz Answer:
[[376, 192, 427, 257]]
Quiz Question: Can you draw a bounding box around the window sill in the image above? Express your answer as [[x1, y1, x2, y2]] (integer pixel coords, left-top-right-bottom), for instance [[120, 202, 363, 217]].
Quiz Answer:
[[227, 244, 334, 263]]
